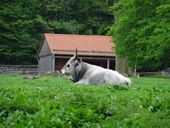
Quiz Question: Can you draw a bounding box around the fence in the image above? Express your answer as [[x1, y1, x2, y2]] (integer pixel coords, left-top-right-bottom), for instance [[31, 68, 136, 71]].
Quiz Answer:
[[0, 65, 38, 75]]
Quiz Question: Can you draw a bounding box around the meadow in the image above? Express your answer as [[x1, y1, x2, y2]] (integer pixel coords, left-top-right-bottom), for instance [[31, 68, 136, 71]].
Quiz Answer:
[[0, 74, 170, 128]]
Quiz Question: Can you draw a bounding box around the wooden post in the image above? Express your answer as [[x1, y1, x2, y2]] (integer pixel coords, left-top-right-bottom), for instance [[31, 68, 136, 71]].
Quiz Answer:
[[52, 55, 55, 72], [107, 59, 110, 69]]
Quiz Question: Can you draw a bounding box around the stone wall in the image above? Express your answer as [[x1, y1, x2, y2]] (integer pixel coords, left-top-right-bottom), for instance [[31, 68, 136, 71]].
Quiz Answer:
[[0, 65, 38, 75], [138, 72, 161, 77], [162, 68, 170, 77]]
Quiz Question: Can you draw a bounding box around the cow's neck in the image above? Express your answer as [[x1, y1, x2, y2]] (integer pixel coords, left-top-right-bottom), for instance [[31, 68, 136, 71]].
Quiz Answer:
[[72, 62, 88, 82]]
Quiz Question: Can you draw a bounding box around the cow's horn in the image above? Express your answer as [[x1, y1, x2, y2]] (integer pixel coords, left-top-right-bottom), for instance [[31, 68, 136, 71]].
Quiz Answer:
[[74, 48, 78, 60]]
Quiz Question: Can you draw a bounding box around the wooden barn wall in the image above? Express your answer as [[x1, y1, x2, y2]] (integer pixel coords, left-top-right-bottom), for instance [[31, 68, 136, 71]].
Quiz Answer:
[[38, 55, 54, 74]]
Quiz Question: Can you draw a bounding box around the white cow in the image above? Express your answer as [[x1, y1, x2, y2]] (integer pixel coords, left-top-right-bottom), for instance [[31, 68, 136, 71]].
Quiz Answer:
[[61, 50, 131, 85]]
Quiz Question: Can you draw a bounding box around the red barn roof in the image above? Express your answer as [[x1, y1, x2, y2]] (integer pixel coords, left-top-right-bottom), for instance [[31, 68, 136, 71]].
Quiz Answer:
[[44, 33, 115, 57]]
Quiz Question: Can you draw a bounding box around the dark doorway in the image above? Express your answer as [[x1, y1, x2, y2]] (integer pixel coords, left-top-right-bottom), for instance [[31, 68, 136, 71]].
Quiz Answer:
[[83, 59, 115, 70], [55, 58, 68, 70]]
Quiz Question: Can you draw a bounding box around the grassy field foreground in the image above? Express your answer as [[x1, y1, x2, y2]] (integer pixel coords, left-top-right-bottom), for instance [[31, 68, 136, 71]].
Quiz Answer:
[[0, 75, 170, 128]]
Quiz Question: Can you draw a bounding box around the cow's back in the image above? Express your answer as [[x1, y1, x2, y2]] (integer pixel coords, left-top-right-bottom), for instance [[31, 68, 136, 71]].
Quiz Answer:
[[78, 62, 131, 85], [79, 63, 105, 84], [104, 69, 131, 85]]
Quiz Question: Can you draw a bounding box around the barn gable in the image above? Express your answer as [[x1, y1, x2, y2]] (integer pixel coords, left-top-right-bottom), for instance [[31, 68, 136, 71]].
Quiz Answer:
[[39, 40, 52, 57]]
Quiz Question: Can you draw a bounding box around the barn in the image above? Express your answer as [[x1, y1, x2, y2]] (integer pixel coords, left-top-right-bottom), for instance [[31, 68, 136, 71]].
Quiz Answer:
[[38, 33, 115, 74]]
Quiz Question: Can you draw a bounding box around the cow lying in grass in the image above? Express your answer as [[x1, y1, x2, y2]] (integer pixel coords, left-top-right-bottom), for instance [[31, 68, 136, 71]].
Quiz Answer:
[[61, 49, 131, 85]]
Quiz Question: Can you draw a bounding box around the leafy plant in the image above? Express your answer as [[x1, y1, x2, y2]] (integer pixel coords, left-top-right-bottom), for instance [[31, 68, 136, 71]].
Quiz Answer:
[[0, 75, 170, 127]]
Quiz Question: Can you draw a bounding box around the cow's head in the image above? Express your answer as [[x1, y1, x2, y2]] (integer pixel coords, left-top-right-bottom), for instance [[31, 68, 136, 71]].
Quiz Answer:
[[61, 49, 80, 76]]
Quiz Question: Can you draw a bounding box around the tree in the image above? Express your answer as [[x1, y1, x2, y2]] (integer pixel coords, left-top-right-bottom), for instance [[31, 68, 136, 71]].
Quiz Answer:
[[109, 0, 170, 71], [0, 0, 114, 64]]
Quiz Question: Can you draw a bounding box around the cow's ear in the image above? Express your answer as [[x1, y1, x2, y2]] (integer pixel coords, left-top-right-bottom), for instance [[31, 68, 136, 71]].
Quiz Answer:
[[77, 58, 82, 62], [75, 60, 80, 66]]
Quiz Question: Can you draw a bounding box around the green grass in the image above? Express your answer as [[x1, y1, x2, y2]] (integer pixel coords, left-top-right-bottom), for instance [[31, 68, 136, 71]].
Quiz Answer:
[[0, 75, 170, 128]]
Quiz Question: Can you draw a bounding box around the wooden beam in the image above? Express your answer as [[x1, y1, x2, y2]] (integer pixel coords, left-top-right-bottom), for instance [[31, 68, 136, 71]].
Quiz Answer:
[[55, 55, 115, 60]]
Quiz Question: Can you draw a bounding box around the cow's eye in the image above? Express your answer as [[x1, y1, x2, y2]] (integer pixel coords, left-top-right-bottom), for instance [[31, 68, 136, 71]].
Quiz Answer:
[[67, 65, 70, 68]]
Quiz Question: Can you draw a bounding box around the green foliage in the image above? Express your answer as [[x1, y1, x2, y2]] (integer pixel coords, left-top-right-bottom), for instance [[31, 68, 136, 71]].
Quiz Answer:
[[109, 0, 170, 71], [0, 0, 114, 64], [0, 75, 170, 127]]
